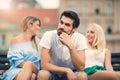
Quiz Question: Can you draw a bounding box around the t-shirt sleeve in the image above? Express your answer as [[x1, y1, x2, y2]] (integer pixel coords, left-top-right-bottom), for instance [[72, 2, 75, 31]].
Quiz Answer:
[[39, 31, 51, 49], [76, 34, 87, 50]]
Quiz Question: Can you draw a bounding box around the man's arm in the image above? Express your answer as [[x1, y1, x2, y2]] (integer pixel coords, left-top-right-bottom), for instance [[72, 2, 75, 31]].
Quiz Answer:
[[41, 47, 73, 73], [69, 45, 85, 71], [40, 47, 78, 80], [59, 32, 85, 71]]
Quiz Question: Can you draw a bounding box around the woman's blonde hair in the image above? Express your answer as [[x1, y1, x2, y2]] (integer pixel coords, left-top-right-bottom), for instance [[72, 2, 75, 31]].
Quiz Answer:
[[21, 16, 41, 51], [87, 23, 106, 55]]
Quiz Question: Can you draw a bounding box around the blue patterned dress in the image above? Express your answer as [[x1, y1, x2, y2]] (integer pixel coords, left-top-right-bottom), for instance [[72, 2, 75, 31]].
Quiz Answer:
[[2, 42, 40, 80]]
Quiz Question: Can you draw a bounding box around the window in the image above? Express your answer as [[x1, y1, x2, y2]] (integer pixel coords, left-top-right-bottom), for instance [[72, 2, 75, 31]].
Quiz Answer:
[[106, 22, 113, 34], [82, 2, 88, 16], [67, 1, 78, 12], [0, 34, 6, 49], [106, 1, 112, 16], [94, 1, 100, 15]]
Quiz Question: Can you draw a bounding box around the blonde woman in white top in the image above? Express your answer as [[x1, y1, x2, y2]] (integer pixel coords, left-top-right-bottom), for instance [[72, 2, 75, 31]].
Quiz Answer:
[[77, 23, 120, 80]]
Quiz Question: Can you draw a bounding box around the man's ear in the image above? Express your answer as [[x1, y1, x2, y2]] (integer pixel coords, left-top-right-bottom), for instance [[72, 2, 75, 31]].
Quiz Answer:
[[72, 28, 78, 33]]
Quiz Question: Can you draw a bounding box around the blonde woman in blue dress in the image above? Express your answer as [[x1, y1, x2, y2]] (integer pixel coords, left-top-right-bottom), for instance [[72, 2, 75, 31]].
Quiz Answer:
[[2, 16, 41, 80], [77, 23, 120, 80]]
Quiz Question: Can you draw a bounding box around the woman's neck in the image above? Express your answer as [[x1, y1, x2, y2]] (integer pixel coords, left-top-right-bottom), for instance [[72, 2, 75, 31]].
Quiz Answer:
[[21, 32, 32, 41]]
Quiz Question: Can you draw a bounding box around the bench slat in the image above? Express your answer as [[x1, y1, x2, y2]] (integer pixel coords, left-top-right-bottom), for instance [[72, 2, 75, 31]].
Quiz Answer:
[[112, 66, 120, 71], [111, 53, 120, 58], [0, 52, 120, 71], [112, 58, 120, 64], [0, 64, 10, 70], [0, 57, 9, 63]]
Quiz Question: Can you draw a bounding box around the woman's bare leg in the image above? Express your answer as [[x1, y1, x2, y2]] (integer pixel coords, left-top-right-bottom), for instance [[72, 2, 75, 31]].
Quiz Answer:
[[37, 70, 51, 80], [88, 71, 118, 80], [14, 61, 36, 80], [14, 71, 22, 80]]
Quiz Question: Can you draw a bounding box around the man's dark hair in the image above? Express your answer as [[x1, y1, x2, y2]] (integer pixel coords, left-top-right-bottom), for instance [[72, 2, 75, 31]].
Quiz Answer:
[[60, 10, 80, 28]]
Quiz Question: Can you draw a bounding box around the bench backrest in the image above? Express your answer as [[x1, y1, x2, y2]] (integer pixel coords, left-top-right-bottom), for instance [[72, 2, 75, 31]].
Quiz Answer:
[[0, 52, 120, 71], [111, 53, 120, 71], [0, 52, 10, 70]]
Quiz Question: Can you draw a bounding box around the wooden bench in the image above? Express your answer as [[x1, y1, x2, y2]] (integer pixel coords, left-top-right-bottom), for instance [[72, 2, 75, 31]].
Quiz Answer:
[[0, 52, 120, 76], [0, 51, 10, 70], [0, 51, 10, 79], [111, 53, 120, 71]]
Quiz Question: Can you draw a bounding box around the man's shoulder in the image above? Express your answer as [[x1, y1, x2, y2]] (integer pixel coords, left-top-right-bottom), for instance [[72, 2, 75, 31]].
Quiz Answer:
[[74, 32, 85, 37]]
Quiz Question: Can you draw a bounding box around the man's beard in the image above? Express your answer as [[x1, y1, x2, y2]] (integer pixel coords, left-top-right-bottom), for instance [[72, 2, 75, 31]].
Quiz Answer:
[[57, 28, 66, 36]]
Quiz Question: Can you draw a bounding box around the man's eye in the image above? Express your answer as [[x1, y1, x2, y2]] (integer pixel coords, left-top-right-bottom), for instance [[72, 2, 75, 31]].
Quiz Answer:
[[65, 23, 70, 27]]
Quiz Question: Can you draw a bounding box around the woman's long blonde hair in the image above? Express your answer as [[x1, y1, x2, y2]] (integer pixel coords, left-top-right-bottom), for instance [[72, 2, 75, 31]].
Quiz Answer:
[[87, 23, 106, 55], [21, 16, 41, 51]]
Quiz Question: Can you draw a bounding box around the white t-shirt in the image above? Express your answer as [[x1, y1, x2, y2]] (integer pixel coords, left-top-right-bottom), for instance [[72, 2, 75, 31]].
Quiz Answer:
[[39, 30, 87, 69], [85, 49, 106, 68]]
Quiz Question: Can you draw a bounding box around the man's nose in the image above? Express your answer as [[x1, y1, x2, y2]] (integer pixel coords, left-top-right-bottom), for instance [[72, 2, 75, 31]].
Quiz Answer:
[[60, 23, 65, 28]]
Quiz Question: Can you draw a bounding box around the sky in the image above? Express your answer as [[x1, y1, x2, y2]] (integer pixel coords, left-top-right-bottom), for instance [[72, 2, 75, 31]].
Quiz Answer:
[[36, 0, 60, 9], [0, 0, 12, 10], [0, 0, 60, 9]]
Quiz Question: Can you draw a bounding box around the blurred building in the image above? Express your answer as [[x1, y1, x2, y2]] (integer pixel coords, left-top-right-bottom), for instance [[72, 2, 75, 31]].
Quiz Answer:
[[59, 0, 120, 52], [0, 0, 59, 51], [0, 0, 120, 53], [11, 0, 39, 8], [0, 8, 58, 50]]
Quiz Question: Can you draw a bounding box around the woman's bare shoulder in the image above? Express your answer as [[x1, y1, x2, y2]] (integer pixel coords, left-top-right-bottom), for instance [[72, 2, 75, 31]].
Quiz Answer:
[[10, 35, 22, 44]]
